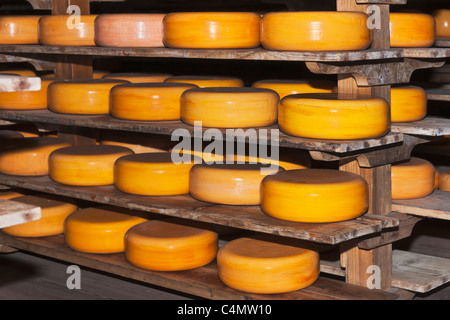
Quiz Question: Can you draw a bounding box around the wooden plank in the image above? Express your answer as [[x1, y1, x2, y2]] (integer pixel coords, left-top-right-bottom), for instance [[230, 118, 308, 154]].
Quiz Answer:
[[391, 117, 450, 137], [392, 190, 450, 220], [433, 38, 450, 48], [0, 199, 41, 229], [0, 75, 40, 92], [26, 0, 124, 9], [0, 233, 401, 300], [426, 88, 450, 101]]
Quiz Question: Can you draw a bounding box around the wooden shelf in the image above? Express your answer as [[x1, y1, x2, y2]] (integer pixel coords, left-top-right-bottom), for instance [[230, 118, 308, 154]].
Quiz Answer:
[[392, 190, 450, 220], [0, 198, 41, 229], [426, 88, 450, 102], [391, 117, 450, 137], [434, 38, 450, 48]]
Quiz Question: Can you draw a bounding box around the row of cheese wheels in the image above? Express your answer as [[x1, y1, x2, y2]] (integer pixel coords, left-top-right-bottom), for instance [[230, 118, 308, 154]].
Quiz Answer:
[[0, 11, 447, 50], [0, 191, 319, 294]]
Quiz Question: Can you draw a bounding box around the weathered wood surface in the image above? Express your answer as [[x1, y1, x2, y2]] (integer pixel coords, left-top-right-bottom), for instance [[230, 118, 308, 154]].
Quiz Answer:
[[0, 74, 41, 92], [0, 198, 41, 229], [392, 190, 450, 220], [426, 88, 450, 101], [391, 117, 450, 137]]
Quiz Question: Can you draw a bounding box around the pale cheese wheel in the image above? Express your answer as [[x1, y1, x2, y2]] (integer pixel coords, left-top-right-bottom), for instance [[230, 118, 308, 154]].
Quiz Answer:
[[110, 82, 198, 121], [0, 69, 36, 77], [391, 157, 435, 199], [0, 16, 40, 44], [261, 11, 371, 51], [49, 145, 134, 186], [439, 170, 450, 191], [260, 169, 369, 223], [163, 12, 260, 49], [2, 194, 78, 237], [95, 14, 165, 47], [217, 237, 319, 294], [0, 137, 71, 176], [47, 79, 128, 115], [180, 87, 279, 128], [279, 93, 390, 140], [99, 131, 173, 154], [38, 15, 97, 46], [434, 10, 450, 39], [389, 13, 435, 48], [391, 86, 427, 123], [64, 206, 148, 253], [252, 79, 336, 98], [189, 163, 283, 205], [165, 75, 244, 88], [0, 78, 53, 110], [0, 189, 25, 200], [102, 73, 172, 83], [114, 152, 199, 196], [125, 220, 218, 271]]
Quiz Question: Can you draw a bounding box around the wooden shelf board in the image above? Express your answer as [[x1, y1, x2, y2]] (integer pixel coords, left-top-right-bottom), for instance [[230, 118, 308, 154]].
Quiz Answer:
[[0, 233, 401, 300], [0, 198, 41, 229], [391, 117, 450, 137], [434, 38, 450, 48], [392, 190, 450, 220], [0, 174, 399, 245], [426, 88, 450, 101]]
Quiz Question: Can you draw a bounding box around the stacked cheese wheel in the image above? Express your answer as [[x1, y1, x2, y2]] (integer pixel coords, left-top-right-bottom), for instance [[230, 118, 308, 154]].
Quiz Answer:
[[433, 10, 450, 39], [439, 170, 450, 191], [261, 11, 371, 51], [47, 79, 128, 115], [260, 169, 369, 223], [170, 142, 226, 164], [391, 86, 427, 123], [49, 145, 133, 186], [217, 237, 319, 294], [0, 189, 25, 200], [391, 157, 435, 199], [2, 194, 78, 237], [180, 87, 279, 128], [0, 137, 71, 176], [0, 16, 41, 44], [102, 73, 172, 83], [99, 132, 173, 154], [110, 82, 198, 121], [0, 78, 53, 110], [64, 206, 147, 253], [252, 79, 336, 98], [38, 15, 97, 46], [279, 93, 390, 140], [389, 13, 435, 48], [165, 76, 244, 88], [95, 14, 166, 47], [163, 12, 260, 49], [125, 220, 218, 271]]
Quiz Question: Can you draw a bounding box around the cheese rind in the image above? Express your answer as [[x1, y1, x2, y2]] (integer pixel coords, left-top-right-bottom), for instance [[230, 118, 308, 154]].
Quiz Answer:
[[389, 13, 435, 48], [102, 73, 172, 83], [0, 78, 53, 110], [0, 16, 40, 44], [125, 220, 218, 271], [391, 86, 427, 123], [434, 10, 450, 39], [260, 169, 369, 223], [252, 79, 336, 98], [165, 76, 244, 88], [439, 170, 450, 191], [38, 15, 97, 46], [0, 189, 24, 200], [391, 157, 435, 199]]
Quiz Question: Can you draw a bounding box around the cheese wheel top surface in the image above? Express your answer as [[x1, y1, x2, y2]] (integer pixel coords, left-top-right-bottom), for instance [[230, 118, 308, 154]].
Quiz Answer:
[[0, 15, 41, 44], [38, 15, 97, 46], [116, 151, 198, 163], [103, 73, 173, 83], [165, 75, 244, 88], [0, 136, 70, 152], [265, 168, 363, 185], [389, 13, 435, 48], [0, 78, 53, 110]]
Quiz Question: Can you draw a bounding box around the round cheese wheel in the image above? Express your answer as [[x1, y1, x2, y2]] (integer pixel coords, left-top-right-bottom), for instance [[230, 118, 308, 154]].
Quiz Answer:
[[49, 145, 134, 186], [261, 11, 371, 51], [102, 73, 172, 83], [0, 16, 40, 44], [170, 145, 225, 164], [125, 220, 218, 271], [42, 71, 108, 79], [95, 14, 165, 47], [180, 87, 279, 128], [189, 163, 283, 205], [163, 12, 260, 49], [252, 79, 336, 98], [0, 78, 53, 110], [439, 170, 450, 191], [435, 170, 440, 189], [391, 157, 435, 199], [434, 10, 450, 39], [0, 189, 25, 200], [64, 206, 148, 253], [279, 93, 390, 140], [99, 132, 172, 153], [391, 86, 427, 123], [260, 169, 369, 223], [2, 194, 78, 237], [47, 79, 128, 115], [38, 15, 97, 46], [0, 137, 71, 176], [0, 69, 36, 77], [217, 237, 319, 294], [110, 82, 198, 121], [165, 75, 244, 88], [389, 13, 435, 48], [114, 152, 199, 196]]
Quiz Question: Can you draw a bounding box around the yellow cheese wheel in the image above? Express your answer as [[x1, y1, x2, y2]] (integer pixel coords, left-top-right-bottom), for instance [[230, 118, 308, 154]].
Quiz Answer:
[[261, 11, 371, 51], [260, 169, 369, 223], [110, 82, 198, 121], [169, 144, 225, 164], [95, 14, 165, 47], [0, 16, 40, 44], [0, 189, 25, 200], [47, 79, 128, 115], [125, 220, 218, 271], [102, 73, 173, 83], [163, 12, 260, 49], [0, 78, 53, 110], [217, 237, 319, 294], [439, 170, 450, 191], [0, 137, 71, 176], [391, 86, 427, 123], [279, 93, 390, 140], [38, 15, 97, 46], [435, 170, 440, 189], [391, 157, 435, 200], [0, 69, 36, 77], [2, 194, 78, 237], [99, 132, 173, 153], [180, 87, 279, 128], [49, 145, 133, 186], [389, 13, 435, 48], [434, 10, 450, 38], [165, 75, 244, 88], [64, 206, 148, 254], [252, 79, 336, 98], [114, 152, 199, 196], [189, 163, 283, 205], [44, 71, 108, 79]]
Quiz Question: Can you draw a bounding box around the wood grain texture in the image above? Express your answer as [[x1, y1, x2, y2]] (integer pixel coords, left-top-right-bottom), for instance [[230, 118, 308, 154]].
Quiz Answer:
[[391, 117, 450, 137], [392, 190, 450, 220], [0, 199, 41, 229]]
